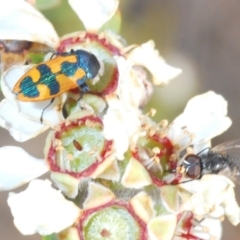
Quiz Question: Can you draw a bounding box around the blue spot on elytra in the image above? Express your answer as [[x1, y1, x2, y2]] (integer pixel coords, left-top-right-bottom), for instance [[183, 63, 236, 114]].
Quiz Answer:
[[20, 76, 39, 98], [19, 64, 60, 98], [61, 61, 77, 76], [37, 64, 60, 95]]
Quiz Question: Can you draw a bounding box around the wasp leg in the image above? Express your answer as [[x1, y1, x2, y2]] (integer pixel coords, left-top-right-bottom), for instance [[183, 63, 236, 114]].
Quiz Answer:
[[40, 98, 55, 123]]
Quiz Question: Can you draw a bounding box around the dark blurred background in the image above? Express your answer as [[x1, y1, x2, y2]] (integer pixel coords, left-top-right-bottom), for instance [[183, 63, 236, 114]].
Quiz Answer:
[[1, 0, 240, 239]]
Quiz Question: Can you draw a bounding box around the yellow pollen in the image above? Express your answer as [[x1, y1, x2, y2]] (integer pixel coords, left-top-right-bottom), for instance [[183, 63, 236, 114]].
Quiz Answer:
[[54, 139, 62, 147], [152, 147, 160, 154], [54, 104, 62, 112], [186, 147, 194, 154], [153, 156, 160, 165], [210, 236, 217, 240], [148, 128, 155, 137], [173, 144, 181, 151], [65, 119, 71, 126], [202, 226, 209, 232], [78, 120, 83, 126], [54, 125, 61, 132], [98, 32, 105, 39], [183, 130, 190, 136], [66, 154, 73, 161], [190, 133, 195, 139], [148, 108, 157, 117], [85, 119, 96, 127], [158, 131, 166, 138], [142, 123, 150, 130], [162, 148, 167, 154], [159, 119, 168, 128], [56, 145, 64, 151], [54, 139, 63, 151], [129, 144, 136, 152], [219, 215, 225, 222], [177, 166, 185, 174], [88, 150, 95, 156], [79, 32, 86, 38], [169, 154, 177, 161]]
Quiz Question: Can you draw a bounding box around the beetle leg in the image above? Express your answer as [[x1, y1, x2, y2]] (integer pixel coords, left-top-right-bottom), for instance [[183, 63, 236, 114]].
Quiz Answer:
[[50, 51, 61, 59], [40, 98, 55, 123], [79, 82, 89, 93], [77, 81, 89, 101]]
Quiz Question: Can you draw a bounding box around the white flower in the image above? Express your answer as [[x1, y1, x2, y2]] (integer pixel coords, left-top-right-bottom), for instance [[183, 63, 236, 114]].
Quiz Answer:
[[7, 179, 80, 235], [103, 97, 142, 160], [115, 56, 153, 108], [126, 40, 182, 86], [192, 217, 222, 240], [0, 2, 236, 239], [173, 217, 222, 240], [0, 0, 59, 49], [179, 175, 240, 226], [69, 0, 119, 31], [0, 0, 63, 141], [148, 214, 177, 240], [167, 91, 232, 151], [0, 146, 48, 190], [0, 65, 66, 142]]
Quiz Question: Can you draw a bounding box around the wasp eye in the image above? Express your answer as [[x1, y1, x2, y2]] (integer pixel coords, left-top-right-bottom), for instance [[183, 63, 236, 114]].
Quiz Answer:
[[184, 154, 202, 179]]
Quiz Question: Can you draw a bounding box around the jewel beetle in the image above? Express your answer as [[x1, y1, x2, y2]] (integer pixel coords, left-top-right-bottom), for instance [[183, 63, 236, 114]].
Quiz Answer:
[[13, 49, 100, 121]]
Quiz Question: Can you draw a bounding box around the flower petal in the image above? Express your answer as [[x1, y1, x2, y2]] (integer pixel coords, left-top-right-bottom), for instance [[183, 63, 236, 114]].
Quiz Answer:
[[130, 192, 155, 223], [7, 179, 80, 235], [50, 172, 81, 199], [90, 154, 120, 181], [0, 0, 59, 48], [148, 214, 177, 240], [160, 185, 179, 213], [179, 175, 240, 225], [184, 91, 227, 116], [1, 65, 65, 131], [68, 0, 119, 31], [83, 182, 115, 209], [0, 99, 49, 141], [222, 185, 240, 225], [103, 97, 141, 160], [115, 56, 153, 108], [171, 91, 232, 144], [127, 40, 182, 86], [121, 157, 152, 188], [193, 218, 222, 240], [0, 146, 48, 190]]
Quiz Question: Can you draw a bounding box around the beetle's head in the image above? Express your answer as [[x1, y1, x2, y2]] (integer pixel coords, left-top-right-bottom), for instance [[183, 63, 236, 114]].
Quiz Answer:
[[75, 49, 100, 79]]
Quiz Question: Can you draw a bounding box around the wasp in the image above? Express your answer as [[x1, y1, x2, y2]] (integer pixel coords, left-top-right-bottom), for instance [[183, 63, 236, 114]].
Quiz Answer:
[[13, 49, 100, 121], [178, 139, 240, 184]]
